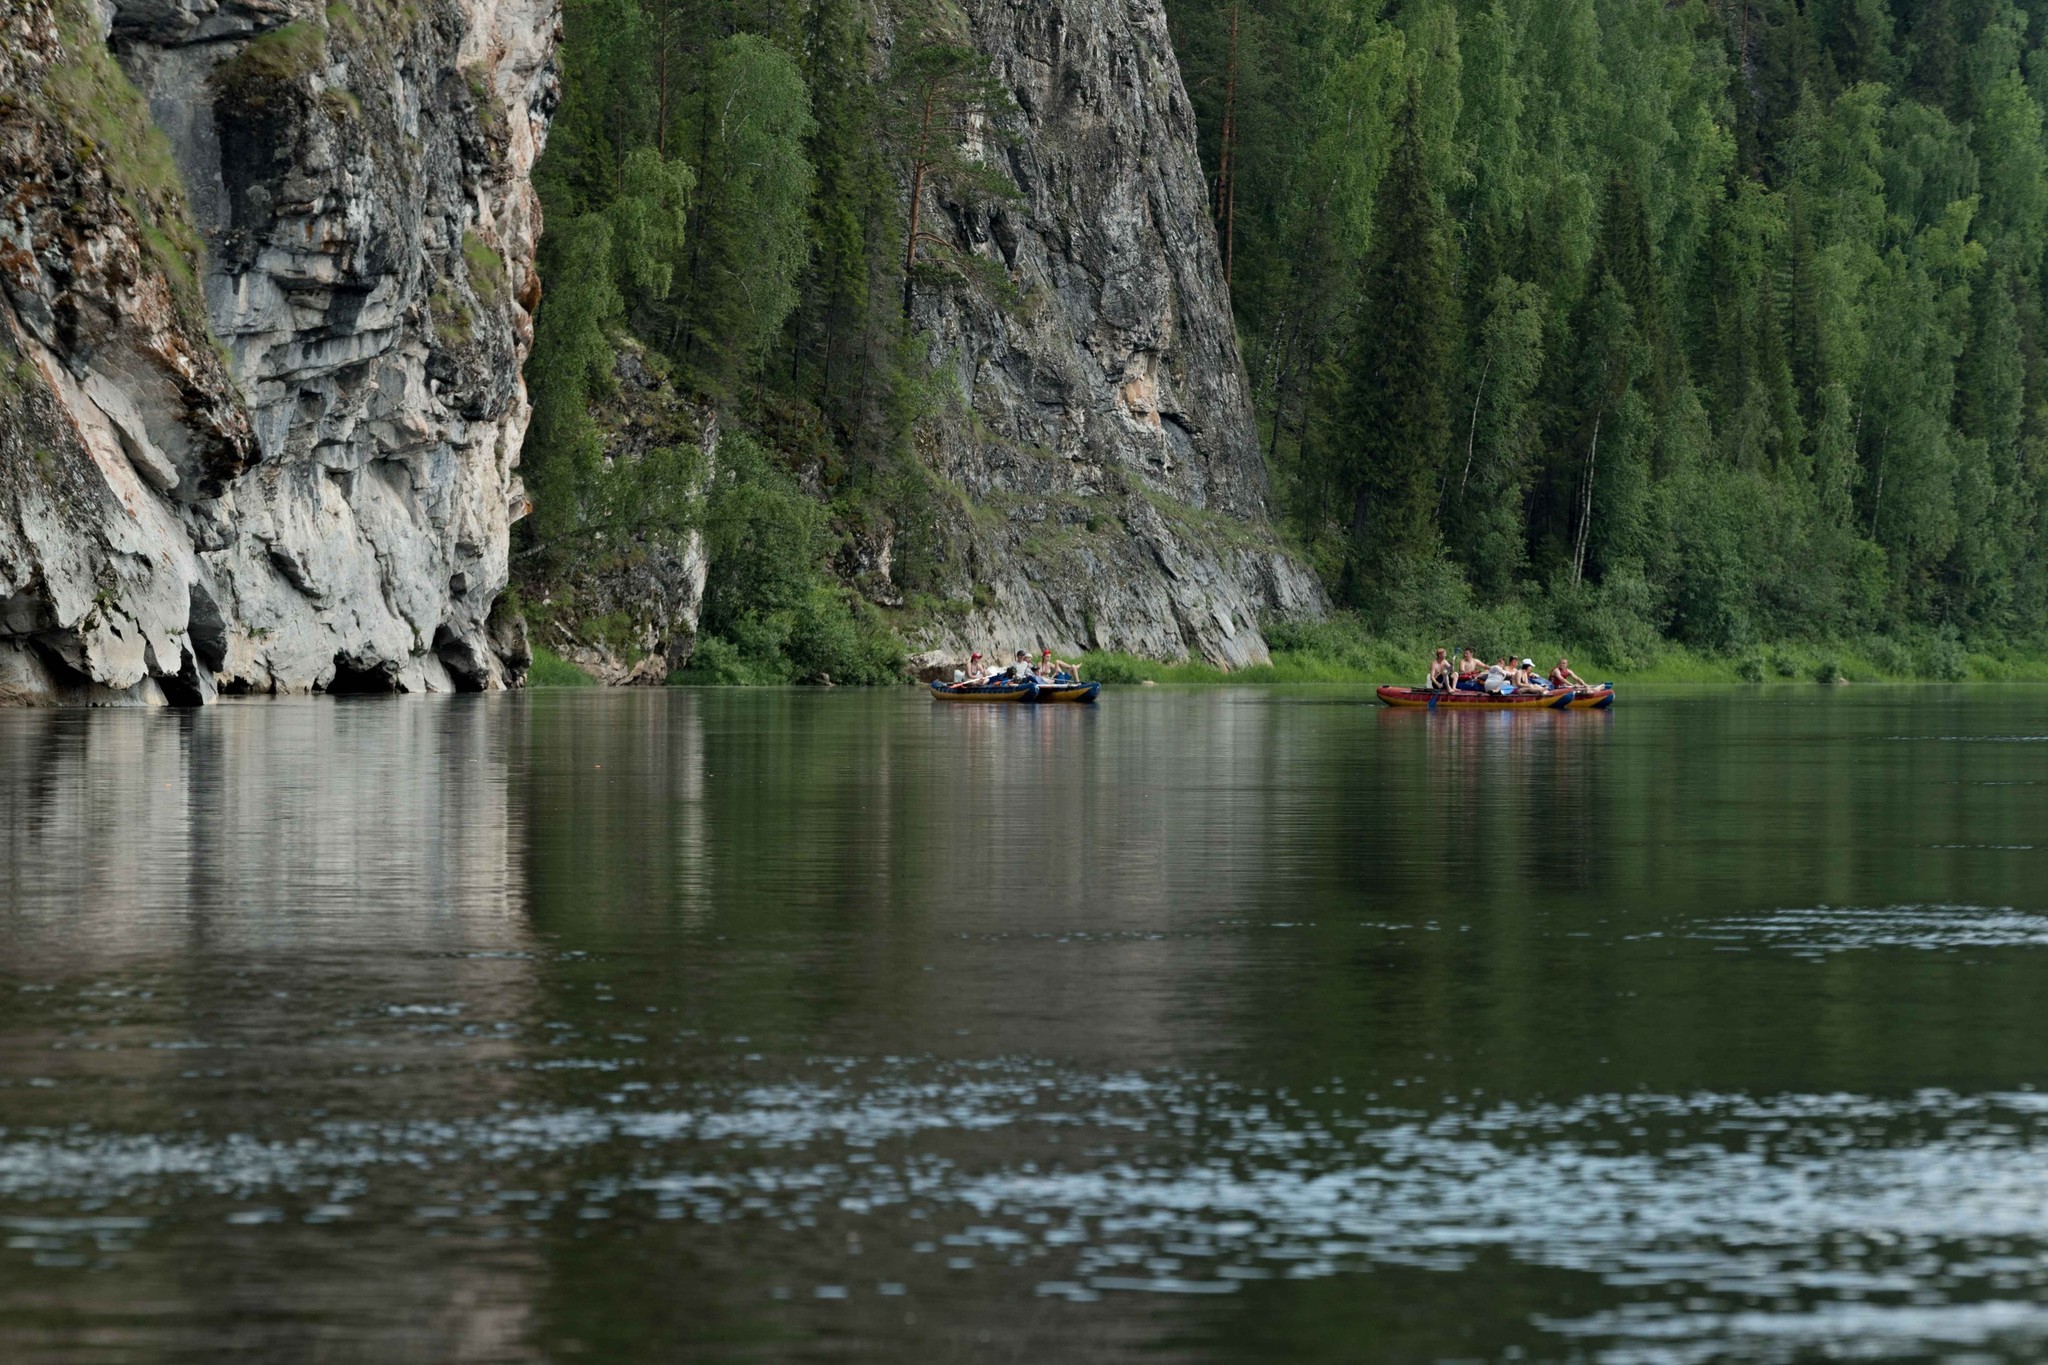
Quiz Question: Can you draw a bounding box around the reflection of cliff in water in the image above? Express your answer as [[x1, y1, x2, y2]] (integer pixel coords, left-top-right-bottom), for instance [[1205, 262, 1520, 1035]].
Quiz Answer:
[[0, 699, 542, 1361], [512, 691, 1301, 1071], [0, 700, 527, 962]]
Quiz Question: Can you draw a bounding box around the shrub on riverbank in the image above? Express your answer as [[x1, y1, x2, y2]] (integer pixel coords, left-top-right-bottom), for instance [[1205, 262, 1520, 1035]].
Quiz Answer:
[[665, 436, 907, 687]]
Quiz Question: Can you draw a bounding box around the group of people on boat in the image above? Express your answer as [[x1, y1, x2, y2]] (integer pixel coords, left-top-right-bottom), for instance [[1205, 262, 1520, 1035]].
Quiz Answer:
[[1425, 647, 1590, 695], [948, 648, 1082, 689]]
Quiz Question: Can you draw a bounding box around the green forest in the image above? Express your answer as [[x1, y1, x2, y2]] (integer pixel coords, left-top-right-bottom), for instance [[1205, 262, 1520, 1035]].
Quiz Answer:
[[520, 0, 2048, 682]]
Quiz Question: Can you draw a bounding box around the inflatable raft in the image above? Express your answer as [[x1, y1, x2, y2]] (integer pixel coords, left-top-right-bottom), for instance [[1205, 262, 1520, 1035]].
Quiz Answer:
[[928, 678, 1102, 704], [1377, 684, 1614, 710], [1034, 680, 1101, 704], [931, 678, 1039, 703]]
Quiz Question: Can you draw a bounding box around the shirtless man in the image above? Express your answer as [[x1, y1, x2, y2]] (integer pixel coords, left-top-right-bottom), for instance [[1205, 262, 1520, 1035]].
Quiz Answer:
[[1426, 648, 1454, 691]]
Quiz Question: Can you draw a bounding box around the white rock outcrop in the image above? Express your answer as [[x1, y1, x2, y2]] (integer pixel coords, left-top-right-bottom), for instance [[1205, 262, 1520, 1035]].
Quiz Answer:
[[0, 0, 556, 703]]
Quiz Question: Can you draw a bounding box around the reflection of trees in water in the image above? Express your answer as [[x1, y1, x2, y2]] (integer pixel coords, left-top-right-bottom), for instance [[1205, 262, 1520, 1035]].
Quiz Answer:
[[514, 692, 1294, 1067], [1235, 695, 2048, 1104], [9, 691, 2044, 1359]]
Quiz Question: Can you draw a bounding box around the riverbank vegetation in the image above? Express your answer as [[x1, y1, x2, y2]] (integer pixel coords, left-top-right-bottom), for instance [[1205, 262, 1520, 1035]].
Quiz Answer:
[[1168, 0, 2048, 663], [528, 646, 600, 687], [1082, 617, 2048, 686], [514, 0, 983, 682]]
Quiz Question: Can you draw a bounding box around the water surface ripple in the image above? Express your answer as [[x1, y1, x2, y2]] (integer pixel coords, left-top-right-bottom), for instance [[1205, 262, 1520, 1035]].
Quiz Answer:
[[2, 686, 2046, 1362]]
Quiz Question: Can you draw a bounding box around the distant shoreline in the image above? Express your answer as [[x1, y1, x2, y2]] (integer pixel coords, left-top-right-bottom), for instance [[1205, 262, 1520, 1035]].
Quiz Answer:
[[529, 641, 2048, 689]]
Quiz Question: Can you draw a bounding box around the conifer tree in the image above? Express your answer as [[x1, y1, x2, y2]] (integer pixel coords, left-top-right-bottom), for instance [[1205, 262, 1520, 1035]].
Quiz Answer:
[[1335, 77, 1455, 605]]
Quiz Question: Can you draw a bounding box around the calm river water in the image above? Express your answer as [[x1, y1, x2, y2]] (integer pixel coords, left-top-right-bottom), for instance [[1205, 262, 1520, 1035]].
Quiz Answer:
[[2, 686, 2047, 1361]]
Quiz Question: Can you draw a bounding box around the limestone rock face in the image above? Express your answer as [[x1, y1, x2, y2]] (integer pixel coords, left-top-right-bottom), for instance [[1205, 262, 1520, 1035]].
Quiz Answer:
[[901, 0, 1326, 667], [0, 0, 556, 702]]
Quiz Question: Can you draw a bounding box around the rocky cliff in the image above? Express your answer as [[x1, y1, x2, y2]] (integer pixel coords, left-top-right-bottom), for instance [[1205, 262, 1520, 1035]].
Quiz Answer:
[[0, 0, 554, 703], [531, 0, 1325, 681], [2, 0, 1317, 703], [897, 0, 1325, 668]]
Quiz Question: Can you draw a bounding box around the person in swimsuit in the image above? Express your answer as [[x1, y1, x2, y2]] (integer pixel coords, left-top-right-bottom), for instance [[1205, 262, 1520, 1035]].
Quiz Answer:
[[1550, 656, 1589, 690]]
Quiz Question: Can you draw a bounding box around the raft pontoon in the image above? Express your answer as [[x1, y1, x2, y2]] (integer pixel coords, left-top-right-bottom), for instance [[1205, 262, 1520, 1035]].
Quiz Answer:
[[929, 677, 1101, 704], [1376, 685, 1614, 710]]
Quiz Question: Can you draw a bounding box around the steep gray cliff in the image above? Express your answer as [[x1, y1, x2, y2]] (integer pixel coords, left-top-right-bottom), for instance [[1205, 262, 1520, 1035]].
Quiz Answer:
[[3, 0, 1314, 702], [899, 0, 1325, 667], [0, 0, 554, 702], [537, 0, 1325, 679]]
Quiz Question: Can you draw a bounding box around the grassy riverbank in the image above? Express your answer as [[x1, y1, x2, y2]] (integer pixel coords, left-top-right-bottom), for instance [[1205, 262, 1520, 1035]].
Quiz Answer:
[[526, 627, 2048, 688], [527, 646, 599, 687], [1080, 619, 2048, 687]]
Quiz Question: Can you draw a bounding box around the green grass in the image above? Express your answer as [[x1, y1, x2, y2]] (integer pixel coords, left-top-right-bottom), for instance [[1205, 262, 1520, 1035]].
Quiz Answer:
[[428, 288, 473, 349], [462, 231, 506, 309], [213, 22, 328, 96], [323, 1, 366, 42], [43, 0, 214, 332], [527, 645, 596, 687], [1079, 621, 2048, 688]]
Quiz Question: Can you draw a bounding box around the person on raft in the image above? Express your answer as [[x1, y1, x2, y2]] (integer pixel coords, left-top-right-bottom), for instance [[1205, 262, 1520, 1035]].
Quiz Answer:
[[1427, 648, 1455, 690], [1040, 648, 1080, 680], [950, 649, 1050, 687], [1550, 657, 1590, 690]]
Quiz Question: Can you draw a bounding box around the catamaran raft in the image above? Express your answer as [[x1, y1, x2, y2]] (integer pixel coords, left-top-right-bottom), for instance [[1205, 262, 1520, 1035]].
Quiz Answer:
[[1376, 684, 1615, 709], [929, 677, 1101, 704]]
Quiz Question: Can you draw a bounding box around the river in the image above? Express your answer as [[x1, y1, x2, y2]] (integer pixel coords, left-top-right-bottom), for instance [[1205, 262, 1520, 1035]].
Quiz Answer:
[[2, 686, 2046, 1361]]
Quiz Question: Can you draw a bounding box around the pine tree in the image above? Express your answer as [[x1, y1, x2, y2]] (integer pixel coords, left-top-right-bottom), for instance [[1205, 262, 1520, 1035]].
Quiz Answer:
[[1335, 77, 1455, 605], [677, 34, 816, 388]]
